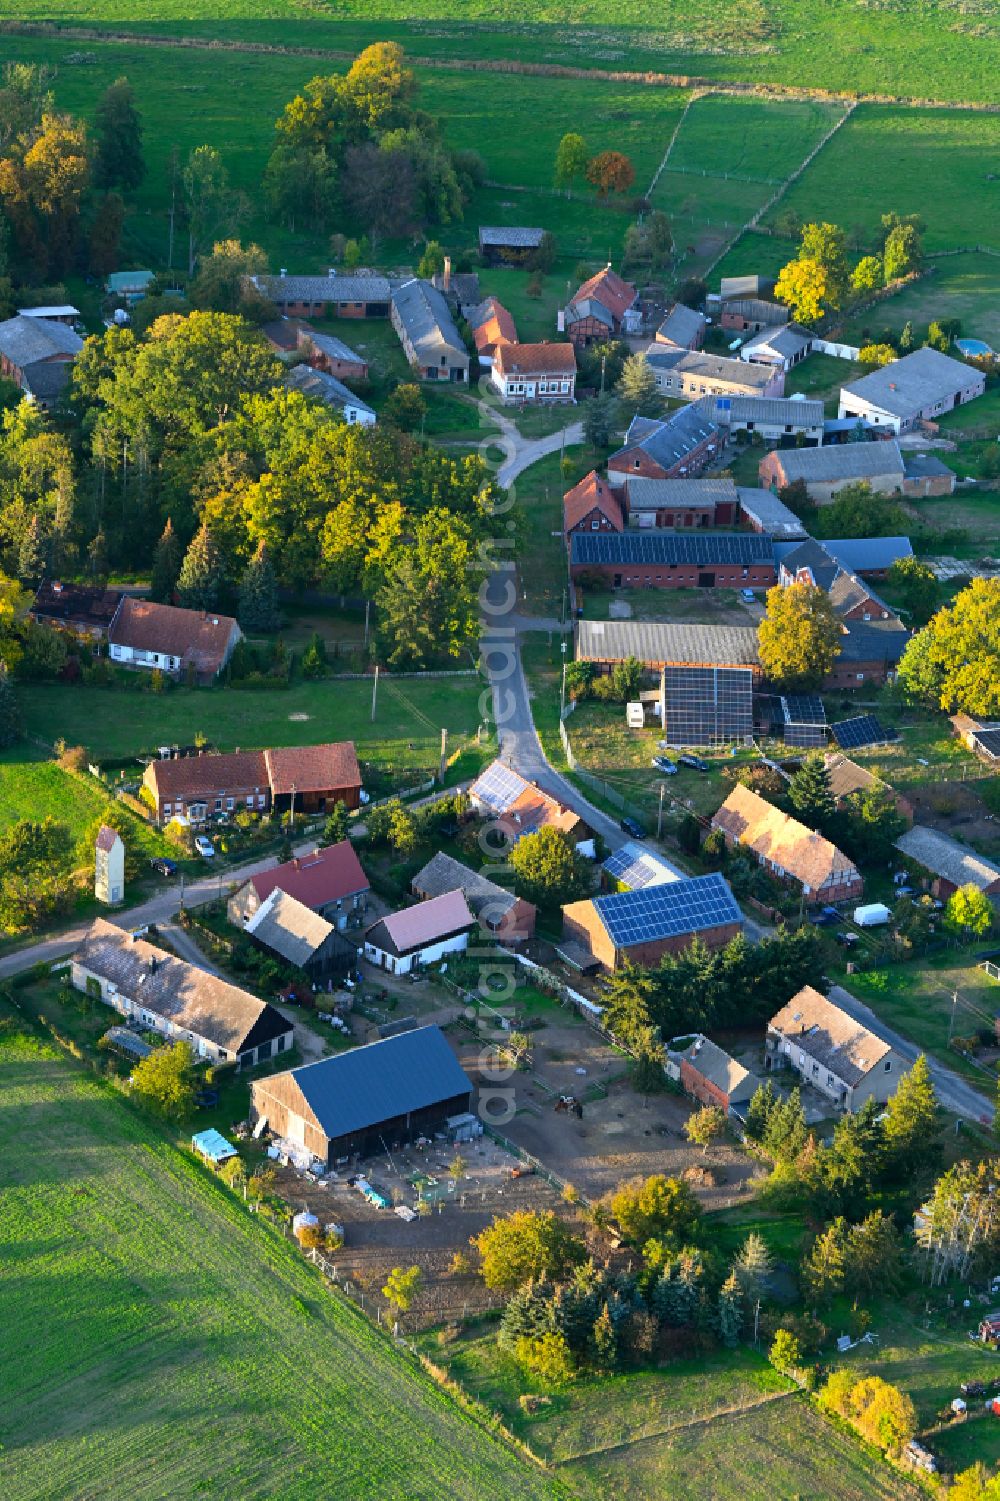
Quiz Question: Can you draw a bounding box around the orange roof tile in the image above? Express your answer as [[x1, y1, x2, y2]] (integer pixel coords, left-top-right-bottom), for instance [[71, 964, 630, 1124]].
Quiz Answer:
[[563, 470, 623, 533], [711, 783, 859, 893], [570, 266, 637, 324], [493, 341, 577, 377]]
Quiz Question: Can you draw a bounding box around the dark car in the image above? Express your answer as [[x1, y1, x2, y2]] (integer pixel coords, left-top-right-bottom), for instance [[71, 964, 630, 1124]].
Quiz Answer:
[[652, 756, 678, 775], [961, 1380, 987, 1397], [678, 754, 710, 773], [150, 856, 178, 878], [620, 816, 646, 840], [834, 930, 859, 948], [811, 905, 842, 927]]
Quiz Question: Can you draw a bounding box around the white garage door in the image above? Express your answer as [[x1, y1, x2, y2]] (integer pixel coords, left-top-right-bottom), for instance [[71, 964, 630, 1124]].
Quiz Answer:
[[288, 1113, 306, 1149]]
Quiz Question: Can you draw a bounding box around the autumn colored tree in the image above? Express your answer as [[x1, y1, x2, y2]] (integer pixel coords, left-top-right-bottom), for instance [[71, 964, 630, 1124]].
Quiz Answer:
[[757, 583, 843, 690], [850, 255, 882, 294], [774, 257, 830, 326], [473, 1210, 585, 1291], [586, 150, 635, 197]]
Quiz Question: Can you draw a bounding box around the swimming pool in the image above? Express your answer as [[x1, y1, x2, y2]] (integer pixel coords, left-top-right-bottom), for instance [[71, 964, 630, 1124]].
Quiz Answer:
[[956, 337, 994, 357]]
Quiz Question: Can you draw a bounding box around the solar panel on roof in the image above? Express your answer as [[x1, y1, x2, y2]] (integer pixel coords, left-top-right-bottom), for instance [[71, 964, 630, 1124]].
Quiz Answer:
[[663, 666, 753, 747], [830, 715, 899, 750], [603, 842, 680, 890], [570, 532, 773, 567], [471, 761, 526, 813], [595, 873, 740, 948], [782, 695, 827, 725], [973, 728, 1000, 759]]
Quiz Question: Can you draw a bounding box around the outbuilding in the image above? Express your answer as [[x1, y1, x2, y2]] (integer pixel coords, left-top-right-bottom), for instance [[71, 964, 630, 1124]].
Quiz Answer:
[[672, 1035, 757, 1114], [894, 826, 1000, 901], [364, 890, 476, 975], [561, 872, 742, 971], [250, 1024, 474, 1166]]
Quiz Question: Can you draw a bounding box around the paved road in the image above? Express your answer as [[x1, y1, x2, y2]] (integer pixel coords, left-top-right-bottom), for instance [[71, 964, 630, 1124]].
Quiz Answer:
[[828, 983, 993, 1122], [0, 840, 319, 982]]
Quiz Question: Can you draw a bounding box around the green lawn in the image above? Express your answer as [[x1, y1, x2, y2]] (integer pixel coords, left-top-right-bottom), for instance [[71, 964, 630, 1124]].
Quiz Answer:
[[905, 491, 1000, 559], [0, 749, 123, 840], [784, 352, 867, 414], [838, 252, 1000, 355], [514, 445, 589, 617], [19, 675, 488, 781], [0, 1024, 561, 1501]]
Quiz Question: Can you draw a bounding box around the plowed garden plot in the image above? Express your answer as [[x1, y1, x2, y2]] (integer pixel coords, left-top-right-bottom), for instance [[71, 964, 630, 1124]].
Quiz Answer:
[[0, 1028, 561, 1501]]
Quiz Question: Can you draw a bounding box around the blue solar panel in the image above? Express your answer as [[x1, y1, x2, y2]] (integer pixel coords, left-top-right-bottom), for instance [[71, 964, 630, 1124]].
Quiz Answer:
[[470, 759, 527, 813], [831, 715, 899, 749], [594, 872, 741, 948], [570, 532, 774, 567], [602, 842, 680, 890]]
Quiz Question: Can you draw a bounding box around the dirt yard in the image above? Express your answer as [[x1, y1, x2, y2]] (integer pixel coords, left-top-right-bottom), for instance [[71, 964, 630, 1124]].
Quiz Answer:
[[904, 779, 1000, 861]]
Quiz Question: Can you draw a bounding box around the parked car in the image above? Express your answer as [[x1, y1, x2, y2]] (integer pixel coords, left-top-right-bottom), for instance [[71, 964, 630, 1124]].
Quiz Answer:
[[810, 906, 841, 927], [652, 756, 678, 775], [834, 931, 859, 948], [740, 589, 756, 603], [194, 834, 216, 859], [620, 816, 646, 840], [961, 1380, 987, 1397], [678, 754, 710, 773], [149, 856, 178, 878]]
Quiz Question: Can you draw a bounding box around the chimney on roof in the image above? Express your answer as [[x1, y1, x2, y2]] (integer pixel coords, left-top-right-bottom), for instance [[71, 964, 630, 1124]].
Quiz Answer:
[[443, 255, 452, 292]]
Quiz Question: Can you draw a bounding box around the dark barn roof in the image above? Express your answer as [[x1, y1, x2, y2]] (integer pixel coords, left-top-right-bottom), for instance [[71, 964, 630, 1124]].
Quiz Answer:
[[289, 1025, 472, 1142], [570, 531, 774, 568]]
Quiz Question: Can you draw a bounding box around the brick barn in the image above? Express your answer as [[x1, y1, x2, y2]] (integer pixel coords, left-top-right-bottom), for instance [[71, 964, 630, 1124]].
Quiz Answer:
[[570, 531, 776, 590]]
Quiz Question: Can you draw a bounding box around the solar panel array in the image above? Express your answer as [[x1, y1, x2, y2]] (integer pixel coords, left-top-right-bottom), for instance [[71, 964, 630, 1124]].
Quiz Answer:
[[830, 715, 899, 750], [663, 666, 753, 746], [973, 728, 1000, 760], [603, 841, 680, 891], [781, 694, 827, 749], [595, 872, 741, 949], [470, 760, 527, 813], [570, 531, 774, 567]]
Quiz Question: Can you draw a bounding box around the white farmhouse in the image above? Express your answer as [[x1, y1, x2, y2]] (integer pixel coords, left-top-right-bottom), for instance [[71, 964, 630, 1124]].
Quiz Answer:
[[766, 984, 908, 1112]]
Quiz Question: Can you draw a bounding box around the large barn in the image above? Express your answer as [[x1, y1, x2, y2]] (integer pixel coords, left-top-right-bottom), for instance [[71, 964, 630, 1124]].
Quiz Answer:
[[250, 1025, 473, 1166]]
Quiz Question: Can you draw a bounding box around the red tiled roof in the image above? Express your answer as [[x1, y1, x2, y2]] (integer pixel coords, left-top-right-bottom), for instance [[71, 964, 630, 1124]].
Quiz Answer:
[[494, 341, 576, 377], [471, 297, 517, 354], [563, 470, 623, 533], [95, 824, 120, 853], [570, 266, 637, 324], [147, 750, 269, 801], [264, 742, 361, 796], [109, 598, 238, 676], [249, 840, 369, 909]]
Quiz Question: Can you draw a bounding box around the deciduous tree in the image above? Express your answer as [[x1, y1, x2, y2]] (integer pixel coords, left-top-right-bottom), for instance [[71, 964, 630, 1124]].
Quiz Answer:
[[510, 825, 589, 907], [586, 150, 635, 197], [94, 77, 144, 193], [554, 132, 588, 193], [888, 555, 937, 625], [945, 884, 994, 941], [608, 1174, 701, 1247], [130, 1041, 196, 1118], [757, 582, 842, 690], [473, 1210, 585, 1291], [898, 579, 1000, 716]]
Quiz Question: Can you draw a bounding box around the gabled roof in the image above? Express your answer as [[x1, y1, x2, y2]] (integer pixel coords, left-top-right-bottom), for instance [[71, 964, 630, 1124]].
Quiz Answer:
[[895, 825, 1000, 893], [770, 985, 892, 1086], [365, 890, 475, 957], [719, 296, 786, 322], [106, 270, 155, 294], [31, 580, 124, 629], [699, 395, 824, 429], [494, 341, 576, 376], [0, 314, 83, 368], [828, 570, 893, 619], [280, 1024, 472, 1141], [736, 488, 808, 538], [566, 265, 637, 325], [602, 841, 681, 891], [673, 1035, 755, 1102], [468, 760, 581, 835], [589, 872, 741, 948], [768, 440, 904, 485], [147, 750, 269, 801], [823, 537, 913, 574], [257, 273, 391, 304], [246, 840, 368, 909], [563, 470, 623, 532], [610, 404, 720, 473], [648, 348, 777, 393], [391, 278, 468, 364], [577, 618, 760, 669], [625, 475, 737, 512], [96, 825, 121, 853], [109, 598, 238, 676], [712, 785, 859, 893], [301, 329, 365, 365], [74, 918, 287, 1054], [841, 346, 982, 419], [284, 363, 375, 417], [468, 296, 517, 353], [478, 226, 545, 249], [837, 618, 909, 664], [824, 753, 884, 802], [263, 743, 361, 796], [412, 851, 521, 925], [657, 303, 707, 347], [22, 362, 73, 401], [740, 323, 813, 360], [246, 888, 339, 966]]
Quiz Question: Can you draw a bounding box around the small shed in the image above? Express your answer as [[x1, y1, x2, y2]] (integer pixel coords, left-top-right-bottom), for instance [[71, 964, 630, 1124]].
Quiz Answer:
[[94, 824, 125, 907], [191, 1128, 238, 1165]]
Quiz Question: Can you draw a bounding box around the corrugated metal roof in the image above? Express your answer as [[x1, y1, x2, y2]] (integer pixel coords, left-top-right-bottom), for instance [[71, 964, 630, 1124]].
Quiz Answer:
[[577, 619, 760, 668], [625, 475, 736, 511], [895, 826, 1000, 892], [246, 888, 338, 966], [736, 487, 808, 537], [769, 440, 904, 484], [699, 395, 824, 428], [478, 226, 545, 248], [391, 278, 468, 363], [289, 1024, 472, 1141], [259, 273, 391, 303], [0, 314, 82, 367], [285, 364, 375, 416], [842, 347, 982, 419]]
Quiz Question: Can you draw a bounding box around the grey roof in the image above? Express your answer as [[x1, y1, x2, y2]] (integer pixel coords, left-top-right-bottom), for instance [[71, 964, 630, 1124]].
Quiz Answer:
[[720, 296, 786, 322], [771, 985, 892, 1087], [720, 278, 776, 301], [828, 570, 893, 618], [780, 537, 841, 590], [286, 1024, 472, 1141], [841, 347, 983, 419], [838, 619, 909, 664], [74, 918, 287, 1055], [626, 475, 737, 512], [657, 303, 707, 346], [567, 297, 613, 328], [647, 349, 776, 392], [674, 1035, 755, 1103], [106, 270, 155, 293], [603, 841, 682, 890], [246, 888, 339, 966], [577, 618, 760, 668], [823, 537, 913, 573], [570, 531, 774, 568], [741, 323, 813, 360], [903, 453, 954, 480], [412, 851, 519, 924], [302, 330, 365, 365], [615, 405, 720, 471], [0, 314, 82, 368], [698, 395, 824, 429], [258, 273, 391, 304], [592, 872, 741, 949], [478, 226, 545, 249], [391, 278, 468, 364], [736, 487, 808, 538], [284, 363, 375, 416], [22, 362, 73, 401], [895, 826, 1000, 892], [770, 440, 904, 485]]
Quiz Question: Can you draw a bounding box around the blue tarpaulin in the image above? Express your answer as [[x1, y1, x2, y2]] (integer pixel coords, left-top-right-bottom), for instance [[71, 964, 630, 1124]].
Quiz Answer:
[[191, 1128, 238, 1165]]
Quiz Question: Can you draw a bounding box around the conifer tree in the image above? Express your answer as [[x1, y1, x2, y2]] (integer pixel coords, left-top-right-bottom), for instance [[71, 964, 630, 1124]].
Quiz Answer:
[[88, 528, 109, 583], [788, 751, 835, 829], [717, 1271, 744, 1348], [615, 352, 659, 418], [882, 1054, 939, 1176], [0, 668, 21, 748], [176, 522, 222, 610], [590, 1303, 618, 1370], [150, 518, 182, 603], [237, 540, 281, 631], [17, 515, 44, 585]]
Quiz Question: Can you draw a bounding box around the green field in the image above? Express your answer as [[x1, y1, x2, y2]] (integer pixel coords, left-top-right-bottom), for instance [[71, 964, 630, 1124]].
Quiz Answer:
[[426, 1332, 921, 1500], [2, 0, 999, 102], [0, 750, 120, 838], [0, 1027, 560, 1501], [838, 253, 1000, 354], [18, 674, 487, 774]]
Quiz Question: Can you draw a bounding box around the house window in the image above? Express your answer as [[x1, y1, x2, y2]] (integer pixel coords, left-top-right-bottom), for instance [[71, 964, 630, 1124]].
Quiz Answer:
[[884, 1060, 891, 1072], [226, 798, 235, 810], [163, 803, 171, 816], [215, 798, 222, 811], [827, 1072, 835, 1087], [257, 794, 266, 808], [591, 520, 599, 530]]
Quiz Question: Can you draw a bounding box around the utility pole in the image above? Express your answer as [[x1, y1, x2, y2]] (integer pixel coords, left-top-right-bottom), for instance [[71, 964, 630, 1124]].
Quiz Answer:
[[167, 145, 178, 271], [657, 782, 666, 840], [560, 641, 567, 718], [371, 663, 379, 722], [290, 782, 296, 826], [600, 354, 606, 395], [947, 989, 959, 1045], [439, 728, 448, 783], [364, 599, 370, 648]]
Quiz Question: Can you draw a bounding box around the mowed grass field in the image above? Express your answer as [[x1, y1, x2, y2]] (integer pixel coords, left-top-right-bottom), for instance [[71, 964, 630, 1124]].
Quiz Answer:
[[1, 0, 999, 102], [839, 252, 1000, 354], [0, 749, 117, 838], [0, 1029, 562, 1501], [19, 674, 487, 771]]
